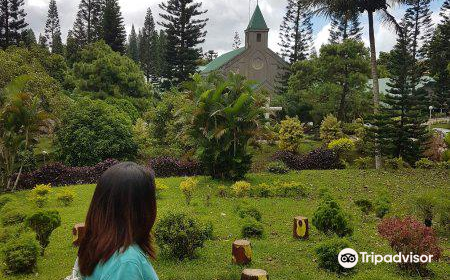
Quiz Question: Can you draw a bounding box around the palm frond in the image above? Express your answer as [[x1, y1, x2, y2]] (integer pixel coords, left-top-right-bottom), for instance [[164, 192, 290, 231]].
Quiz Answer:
[[379, 8, 403, 35]]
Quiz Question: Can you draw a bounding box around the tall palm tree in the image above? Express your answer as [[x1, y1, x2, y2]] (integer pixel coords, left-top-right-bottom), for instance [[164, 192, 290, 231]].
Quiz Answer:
[[308, 0, 406, 168]]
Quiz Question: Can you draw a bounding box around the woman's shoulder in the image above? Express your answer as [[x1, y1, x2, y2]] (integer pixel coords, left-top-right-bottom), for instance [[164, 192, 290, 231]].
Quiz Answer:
[[111, 245, 158, 280], [117, 245, 148, 264]]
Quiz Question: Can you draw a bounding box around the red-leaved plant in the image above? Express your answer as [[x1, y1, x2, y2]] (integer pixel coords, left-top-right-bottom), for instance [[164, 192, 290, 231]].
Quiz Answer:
[[378, 216, 442, 272]]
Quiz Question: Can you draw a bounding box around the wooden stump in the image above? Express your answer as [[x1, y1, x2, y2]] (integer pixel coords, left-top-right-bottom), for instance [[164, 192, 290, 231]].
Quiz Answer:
[[72, 223, 86, 247], [293, 216, 309, 239], [241, 269, 269, 280], [232, 239, 252, 265]]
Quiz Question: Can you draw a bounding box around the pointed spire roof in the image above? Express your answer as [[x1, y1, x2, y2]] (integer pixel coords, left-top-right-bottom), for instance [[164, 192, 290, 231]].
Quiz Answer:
[[247, 4, 269, 31]]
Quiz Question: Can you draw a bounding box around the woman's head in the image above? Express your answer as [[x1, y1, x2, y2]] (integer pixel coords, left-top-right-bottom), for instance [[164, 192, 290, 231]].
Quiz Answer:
[[78, 162, 157, 276]]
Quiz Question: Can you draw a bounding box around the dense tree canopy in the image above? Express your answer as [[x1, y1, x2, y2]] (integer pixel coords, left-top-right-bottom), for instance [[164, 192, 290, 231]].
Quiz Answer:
[[70, 41, 151, 98]]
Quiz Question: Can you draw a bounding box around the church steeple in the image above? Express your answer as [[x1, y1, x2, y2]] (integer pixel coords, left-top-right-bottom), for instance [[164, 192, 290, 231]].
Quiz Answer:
[[245, 4, 269, 49]]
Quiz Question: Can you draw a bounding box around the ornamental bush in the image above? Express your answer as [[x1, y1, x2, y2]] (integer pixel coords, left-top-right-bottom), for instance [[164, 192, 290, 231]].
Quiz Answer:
[[278, 117, 304, 153], [315, 237, 352, 273], [241, 218, 264, 239], [378, 216, 442, 272], [355, 199, 373, 215], [232, 181, 252, 197], [26, 210, 62, 255], [374, 193, 391, 219], [56, 190, 75, 206], [237, 205, 262, 221], [55, 98, 137, 166], [384, 157, 407, 170], [105, 98, 140, 123], [1, 209, 27, 226], [179, 177, 198, 205], [2, 232, 40, 274], [312, 196, 353, 237], [320, 114, 343, 144], [354, 157, 373, 169], [328, 138, 355, 162], [155, 213, 212, 260]]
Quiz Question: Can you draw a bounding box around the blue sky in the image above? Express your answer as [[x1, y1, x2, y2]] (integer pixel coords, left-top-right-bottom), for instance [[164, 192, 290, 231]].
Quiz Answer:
[[24, 0, 446, 55]]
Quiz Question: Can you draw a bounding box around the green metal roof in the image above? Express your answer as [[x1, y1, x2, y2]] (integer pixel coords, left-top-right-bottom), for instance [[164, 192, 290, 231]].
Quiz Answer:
[[368, 76, 434, 93], [201, 47, 246, 73], [247, 5, 268, 30]]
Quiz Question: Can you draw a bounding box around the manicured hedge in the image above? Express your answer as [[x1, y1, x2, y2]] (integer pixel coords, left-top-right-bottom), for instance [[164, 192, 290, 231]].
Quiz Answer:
[[11, 159, 120, 190], [273, 149, 342, 170], [148, 157, 203, 178]]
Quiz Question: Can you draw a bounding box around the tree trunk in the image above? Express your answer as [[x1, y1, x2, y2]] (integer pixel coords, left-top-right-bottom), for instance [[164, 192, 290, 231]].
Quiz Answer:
[[293, 216, 309, 239], [241, 269, 268, 280], [232, 239, 252, 265], [368, 10, 381, 169]]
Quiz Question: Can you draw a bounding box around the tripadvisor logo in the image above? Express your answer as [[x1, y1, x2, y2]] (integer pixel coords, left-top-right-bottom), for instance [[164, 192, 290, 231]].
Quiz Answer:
[[338, 248, 435, 268]]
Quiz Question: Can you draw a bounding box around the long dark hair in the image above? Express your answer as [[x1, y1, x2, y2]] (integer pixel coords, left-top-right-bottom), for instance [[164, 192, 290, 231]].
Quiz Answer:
[[78, 162, 157, 276]]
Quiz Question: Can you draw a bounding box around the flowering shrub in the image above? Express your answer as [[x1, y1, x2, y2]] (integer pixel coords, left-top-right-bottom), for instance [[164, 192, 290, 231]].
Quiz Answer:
[[378, 216, 442, 271], [273, 149, 342, 170], [30, 184, 52, 208], [148, 157, 203, 178], [13, 159, 120, 190], [179, 177, 198, 205], [232, 181, 252, 197], [278, 117, 304, 153], [155, 181, 169, 199]]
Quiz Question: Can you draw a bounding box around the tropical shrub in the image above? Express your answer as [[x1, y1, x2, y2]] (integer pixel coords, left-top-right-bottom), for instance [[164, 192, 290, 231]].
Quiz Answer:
[[2, 232, 40, 274], [241, 218, 264, 239], [315, 237, 352, 273], [237, 205, 262, 221], [155, 213, 211, 260], [148, 157, 203, 177], [56, 190, 75, 206], [190, 73, 264, 180], [26, 210, 61, 255], [354, 157, 373, 169], [105, 98, 140, 123], [320, 114, 343, 144], [55, 98, 137, 166], [312, 196, 353, 237], [415, 158, 434, 169], [232, 181, 252, 197], [179, 177, 198, 205], [278, 117, 304, 153], [266, 161, 289, 174], [378, 217, 442, 272], [273, 149, 342, 170]]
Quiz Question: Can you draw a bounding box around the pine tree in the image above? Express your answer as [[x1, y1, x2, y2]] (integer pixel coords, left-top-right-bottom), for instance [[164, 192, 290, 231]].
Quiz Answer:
[[139, 8, 157, 82], [72, 0, 103, 48], [102, 0, 126, 53], [232, 31, 241, 50], [404, 0, 434, 113], [127, 24, 139, 62], [0, 0, 28, 49], [329, 12, 362, 44], [427, 0, 450, 111], [203, 50, 217, 62], [277, 0, 313, 95], [66, 30, 81, 66], [21, 28, 36, 47], [52, 32, 63, 54], [159, 0, 208, 82], [38, 33, 47, 48], [44, 0, 61, 50], [373, 22, 428, 164], [156, 30, 168, 80]]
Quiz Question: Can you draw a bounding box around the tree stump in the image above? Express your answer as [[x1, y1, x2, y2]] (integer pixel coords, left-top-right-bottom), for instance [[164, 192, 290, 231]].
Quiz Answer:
[[241, 269, 269, 280], [72, 223, 86, 247], [293, 216, 309, 239], [232, 239, 252, 265]]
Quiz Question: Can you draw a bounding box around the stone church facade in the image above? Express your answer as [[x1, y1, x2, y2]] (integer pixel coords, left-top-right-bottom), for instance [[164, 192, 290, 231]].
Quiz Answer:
[[201, 4, 288, 93]]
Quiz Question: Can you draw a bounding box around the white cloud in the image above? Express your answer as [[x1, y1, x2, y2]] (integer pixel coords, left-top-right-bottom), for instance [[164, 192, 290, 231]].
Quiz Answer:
[[314, 23, 331, 52]]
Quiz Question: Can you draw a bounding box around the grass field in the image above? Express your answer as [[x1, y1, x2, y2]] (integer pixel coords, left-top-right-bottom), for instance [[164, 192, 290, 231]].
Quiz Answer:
[[1, 170, 449, 280]]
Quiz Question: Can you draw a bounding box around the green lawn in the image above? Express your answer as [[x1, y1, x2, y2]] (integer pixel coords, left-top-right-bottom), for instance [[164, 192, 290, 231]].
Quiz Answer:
[[1, 170, 449, 280]]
